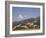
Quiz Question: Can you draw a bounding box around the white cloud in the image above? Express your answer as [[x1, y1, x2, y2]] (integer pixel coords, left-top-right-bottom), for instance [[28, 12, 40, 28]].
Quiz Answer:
[[18, 14, 23, 19], [16, 14, 24, 21], [16, 14, 31, 21], [24, 16, 27, 18]]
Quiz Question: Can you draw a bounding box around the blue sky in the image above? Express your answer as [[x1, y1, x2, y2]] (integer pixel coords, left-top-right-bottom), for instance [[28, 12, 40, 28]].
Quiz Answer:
[[12, 7, 40, 22]]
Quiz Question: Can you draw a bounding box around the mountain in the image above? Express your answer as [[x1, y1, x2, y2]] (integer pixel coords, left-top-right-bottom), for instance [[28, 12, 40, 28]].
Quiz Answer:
[[12, 16, 40, 30]]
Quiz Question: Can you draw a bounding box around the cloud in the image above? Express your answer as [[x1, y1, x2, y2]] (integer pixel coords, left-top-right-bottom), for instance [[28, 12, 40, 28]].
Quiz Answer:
[[16, 14, 24, 21], [24, 16, 27, 18], [18, 14, 24, 19], [16, 14, 31, 21]]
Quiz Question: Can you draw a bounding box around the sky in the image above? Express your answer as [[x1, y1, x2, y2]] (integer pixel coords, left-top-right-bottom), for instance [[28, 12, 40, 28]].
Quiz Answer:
[[12, 7, 40, 22]]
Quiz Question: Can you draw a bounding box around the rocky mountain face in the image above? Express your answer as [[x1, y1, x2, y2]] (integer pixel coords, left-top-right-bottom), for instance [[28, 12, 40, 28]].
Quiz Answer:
[[12, 16, 40, 31]]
